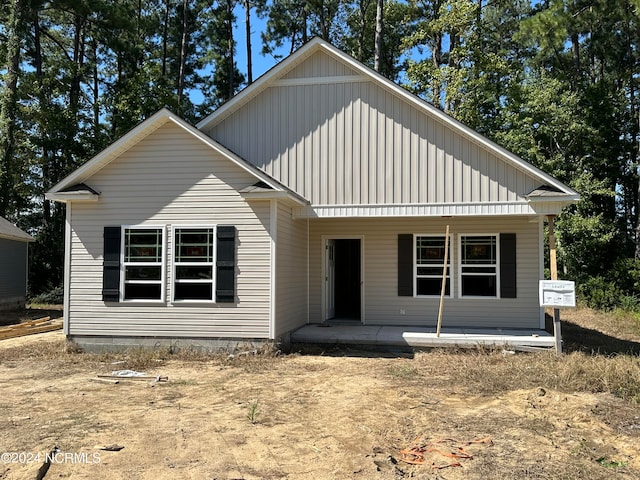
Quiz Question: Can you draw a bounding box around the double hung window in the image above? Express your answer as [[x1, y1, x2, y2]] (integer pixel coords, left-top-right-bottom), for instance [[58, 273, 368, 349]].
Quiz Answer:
[[123, 227, 165, 300], [415, 236, 451, 297], [459, 235, 498, 297], [173, 227, 215, 301]]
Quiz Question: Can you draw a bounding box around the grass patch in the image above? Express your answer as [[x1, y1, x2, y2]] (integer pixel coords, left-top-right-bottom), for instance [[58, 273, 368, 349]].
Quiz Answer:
[[246, 399, 261, 424], [388, 363, 421, 379], [0, 338, 283, 373], [413, 348, 640, 403], [596, 457, 628, 469]]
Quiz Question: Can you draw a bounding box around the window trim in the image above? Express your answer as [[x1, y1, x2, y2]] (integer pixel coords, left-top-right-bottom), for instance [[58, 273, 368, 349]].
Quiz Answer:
[[413, 233, 454, 298], [120, 225, 166, 303], [458, 233, 500, 299], [171, 225, 217, 303]]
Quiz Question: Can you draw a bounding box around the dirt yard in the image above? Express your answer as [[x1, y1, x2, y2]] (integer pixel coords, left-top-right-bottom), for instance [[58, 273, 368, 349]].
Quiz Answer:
[[0, 308, 639, 480]]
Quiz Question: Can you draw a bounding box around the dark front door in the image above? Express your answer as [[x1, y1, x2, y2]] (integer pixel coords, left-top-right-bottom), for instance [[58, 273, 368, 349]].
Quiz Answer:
[[332, 238, 361, 321]]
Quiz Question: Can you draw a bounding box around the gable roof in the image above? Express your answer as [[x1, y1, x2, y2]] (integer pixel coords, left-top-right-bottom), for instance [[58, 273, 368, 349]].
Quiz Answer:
[[47, 109, 307, 205], [198, 38, 578, 201], [0, 216, 34, 242]]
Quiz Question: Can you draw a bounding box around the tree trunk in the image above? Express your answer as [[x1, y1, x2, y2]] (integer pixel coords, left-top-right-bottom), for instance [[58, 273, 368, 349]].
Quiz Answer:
[[162, 0, 169, 77], [432, 32, 443, 108], [245, 0, 252, 84], [177, 0, 189, 105], [571, 31, 580, 73], [302, 1, 308, 45], [227, 0, 235, 99], [70, 14, 85, 117], [374, 0, 383, 72], [356, 0, 369, 61], [33, 8, 52, 225], [0, 0, 25, 217], [92, 38, 100, 137]]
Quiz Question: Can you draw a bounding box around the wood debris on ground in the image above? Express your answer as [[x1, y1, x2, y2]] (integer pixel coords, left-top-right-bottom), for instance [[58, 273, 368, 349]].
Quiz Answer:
[[94, 444, 125, 451], [97, 374, 168, 382], [0, 316, 62, 341], [399, 436, 493, 470]]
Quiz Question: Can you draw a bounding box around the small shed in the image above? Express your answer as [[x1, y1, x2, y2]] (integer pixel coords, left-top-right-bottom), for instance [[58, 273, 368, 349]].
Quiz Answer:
[[0, 216, 34, 311]]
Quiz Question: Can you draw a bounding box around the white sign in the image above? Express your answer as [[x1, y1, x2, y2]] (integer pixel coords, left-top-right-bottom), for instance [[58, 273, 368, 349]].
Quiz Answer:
[[539, 280, 576, 308]]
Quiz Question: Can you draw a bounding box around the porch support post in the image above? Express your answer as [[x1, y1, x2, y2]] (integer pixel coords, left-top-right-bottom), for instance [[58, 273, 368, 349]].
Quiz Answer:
[[547, 215, 562, 355]]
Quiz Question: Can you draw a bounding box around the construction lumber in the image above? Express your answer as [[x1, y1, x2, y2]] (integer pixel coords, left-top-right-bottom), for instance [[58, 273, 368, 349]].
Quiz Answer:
[[89, 377, 120, 385], [0, 319, 62, 340], [97, 375, 168, 382]]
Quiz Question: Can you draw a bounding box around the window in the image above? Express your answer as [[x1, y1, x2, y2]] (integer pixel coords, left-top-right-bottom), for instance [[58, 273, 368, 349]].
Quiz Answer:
[[415, 235, 452, 297], [459, 235, 498, 297], [173, 227, 215, 301], [103, 225, 236, 304], [122, 227, 165, 300]]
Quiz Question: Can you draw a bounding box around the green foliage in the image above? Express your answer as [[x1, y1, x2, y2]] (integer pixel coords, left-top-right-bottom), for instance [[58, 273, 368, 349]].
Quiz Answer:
[[578, 277, 620, 311], [246, 399, 260, 424], [577, 260, 640, 312], [29, 285, 64, 305]]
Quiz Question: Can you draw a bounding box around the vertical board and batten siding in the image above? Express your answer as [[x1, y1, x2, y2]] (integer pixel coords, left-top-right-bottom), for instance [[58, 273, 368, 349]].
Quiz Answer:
[[308, 217, 542, 328], [67, 121, 272, 339], [203, 51, 542, 207], [274, 202, 308, 337], [281, 51, 355, 78], [0, 238, 28, 299]]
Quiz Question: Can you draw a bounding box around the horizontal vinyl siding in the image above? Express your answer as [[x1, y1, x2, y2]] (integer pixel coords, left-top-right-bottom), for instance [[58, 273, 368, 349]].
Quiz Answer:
[[0, 238, 28, 298], [308, 217, 542, 329], [67, 122, 272, 339], [205, 53, 541, 207], [274, 202, 308, 337]]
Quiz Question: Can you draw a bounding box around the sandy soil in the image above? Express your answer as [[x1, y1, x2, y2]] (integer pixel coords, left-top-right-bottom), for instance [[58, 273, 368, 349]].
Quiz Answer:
[[0, 325, 639, 480]]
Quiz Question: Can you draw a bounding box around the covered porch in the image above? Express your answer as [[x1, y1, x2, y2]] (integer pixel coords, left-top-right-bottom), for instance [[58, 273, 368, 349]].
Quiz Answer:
[[290, 324, 557, 352]]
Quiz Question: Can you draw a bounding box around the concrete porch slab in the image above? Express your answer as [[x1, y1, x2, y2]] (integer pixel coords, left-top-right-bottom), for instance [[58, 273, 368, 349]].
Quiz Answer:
[[290, 324, 556, 349]]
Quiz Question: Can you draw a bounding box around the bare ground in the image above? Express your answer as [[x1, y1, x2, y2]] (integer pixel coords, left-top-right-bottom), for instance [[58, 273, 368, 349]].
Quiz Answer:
[[0, 308, 639, 480]]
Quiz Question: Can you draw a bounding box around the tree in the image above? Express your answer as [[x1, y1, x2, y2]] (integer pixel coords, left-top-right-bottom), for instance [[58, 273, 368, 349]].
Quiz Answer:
[[0, 0, 27, 218]]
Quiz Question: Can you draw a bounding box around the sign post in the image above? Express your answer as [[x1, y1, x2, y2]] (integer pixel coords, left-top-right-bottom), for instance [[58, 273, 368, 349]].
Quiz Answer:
[[546, 215, 562, 355], [539, 280, 576, 355]]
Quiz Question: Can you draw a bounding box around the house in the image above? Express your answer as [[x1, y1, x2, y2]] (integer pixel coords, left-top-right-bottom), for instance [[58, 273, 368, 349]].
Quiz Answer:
[[46, 38, 578, 351], [0, 216, 34, 311]]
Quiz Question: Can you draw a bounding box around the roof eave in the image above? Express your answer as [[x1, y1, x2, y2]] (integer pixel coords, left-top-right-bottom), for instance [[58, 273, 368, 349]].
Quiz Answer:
[[45, 191, 100, 203], [526, 194, 581, 204], [241, 190, 308, 206], [0, 233, 34, 242]]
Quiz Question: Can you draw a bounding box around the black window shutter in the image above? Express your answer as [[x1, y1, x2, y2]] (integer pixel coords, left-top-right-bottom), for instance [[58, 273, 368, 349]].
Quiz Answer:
[[216, 226, 236, 303], [398, 234, 413, 296], [102, 226, 121, 302], [500, 233, 517, 298]]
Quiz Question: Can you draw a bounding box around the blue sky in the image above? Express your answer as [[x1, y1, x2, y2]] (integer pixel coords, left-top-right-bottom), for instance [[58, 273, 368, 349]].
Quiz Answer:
[[232, 6, 281, 81]]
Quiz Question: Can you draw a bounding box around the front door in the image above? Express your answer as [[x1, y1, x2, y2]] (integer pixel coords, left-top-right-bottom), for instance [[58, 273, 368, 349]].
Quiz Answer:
[[324, 238, 362, 322]]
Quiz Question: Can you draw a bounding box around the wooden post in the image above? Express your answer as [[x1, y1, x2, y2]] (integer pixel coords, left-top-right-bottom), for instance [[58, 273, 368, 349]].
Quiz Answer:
[[548, 215, 558, 281], [436, 225, 450, 337], [547, 215, 562, 355]]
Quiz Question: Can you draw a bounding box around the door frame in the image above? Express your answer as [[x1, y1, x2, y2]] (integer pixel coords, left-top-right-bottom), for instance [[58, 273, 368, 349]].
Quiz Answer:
[[321, 235, 365, 324]]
